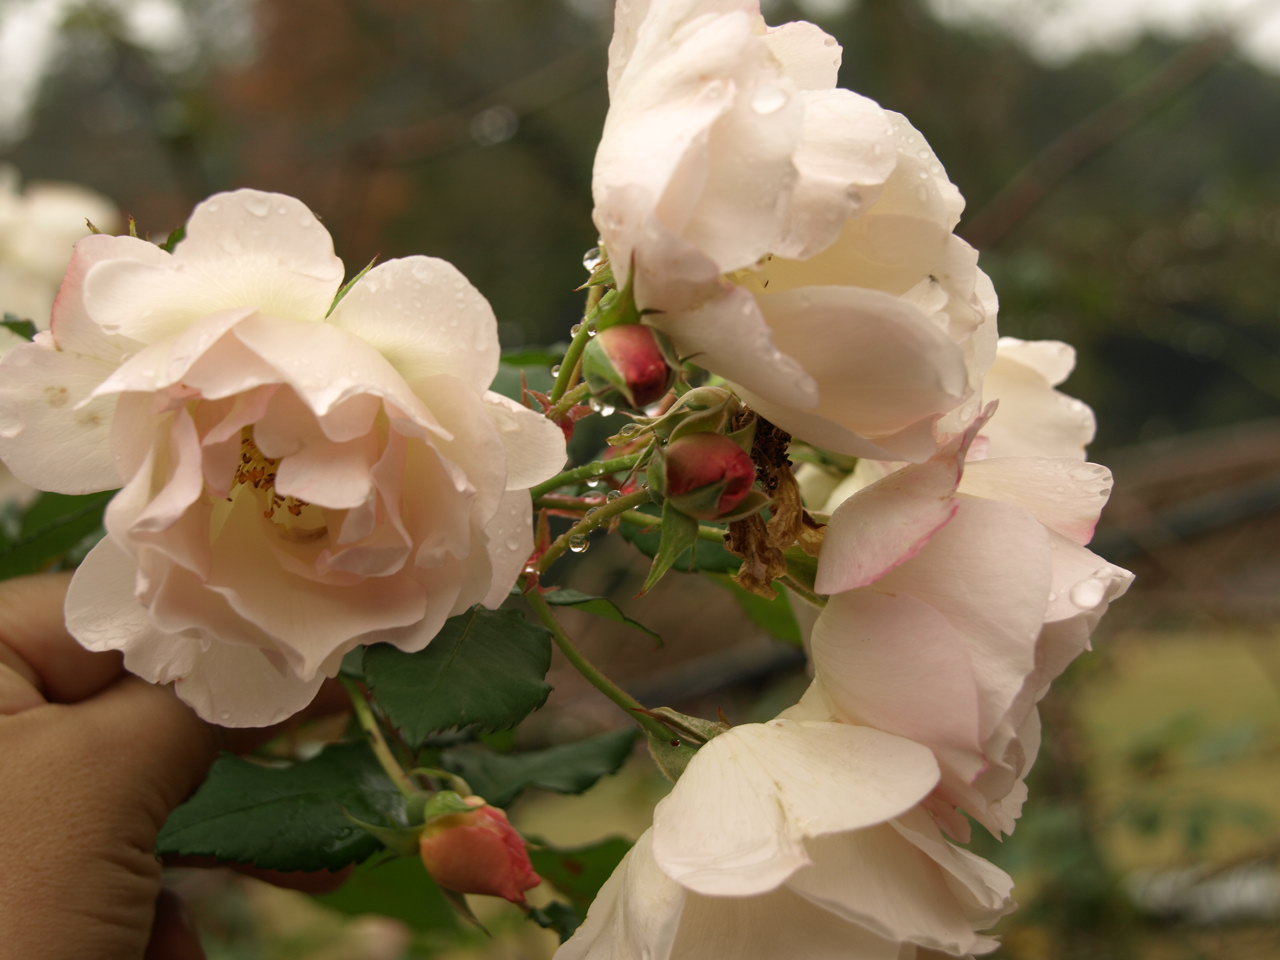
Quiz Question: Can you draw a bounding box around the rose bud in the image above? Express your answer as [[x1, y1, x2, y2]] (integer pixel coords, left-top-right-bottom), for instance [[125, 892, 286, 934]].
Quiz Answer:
[[418, 797, 542, 904], [658, 433, 758, 521], [582, 323, 675, 409]]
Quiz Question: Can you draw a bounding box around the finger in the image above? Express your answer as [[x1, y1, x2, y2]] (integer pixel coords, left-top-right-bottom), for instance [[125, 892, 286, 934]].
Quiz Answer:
[[0, 573, 123, 706], [144, 889, 206, 960]]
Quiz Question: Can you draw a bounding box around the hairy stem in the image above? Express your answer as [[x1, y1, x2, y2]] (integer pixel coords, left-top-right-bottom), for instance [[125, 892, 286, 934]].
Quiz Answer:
[[537, 487, 653, 574], [341, 675, 419, 801], [530, 451, 646, 499]]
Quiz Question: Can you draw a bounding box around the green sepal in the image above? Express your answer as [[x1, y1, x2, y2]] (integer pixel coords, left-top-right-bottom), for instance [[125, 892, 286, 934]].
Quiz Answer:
[[342, 809, 423, 857], [326, 256, 378, 317], [640, 500, 700, 594], [647, 731, 701, 783], [161, 224, 185, 253], [422, 790, 479, 823], [441, 888, 489, 934]]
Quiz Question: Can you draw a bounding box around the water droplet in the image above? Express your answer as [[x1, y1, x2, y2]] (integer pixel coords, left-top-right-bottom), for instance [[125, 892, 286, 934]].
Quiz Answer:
[[275, 204, 288, 215], [598, 404, 616, 417], [606, 489, 621, 501], [751, 86, 788, 115], [582, 246, 603, 272], [1069, 578, 1108, 609], [618, 423, 640, 437], [570, 322, 583, 336], [242, 194, 272, 217], [504, 537, 521, 551], [550, 364, 561, 377], [585, 477, 602, 488], [568, 534, 590, 553]]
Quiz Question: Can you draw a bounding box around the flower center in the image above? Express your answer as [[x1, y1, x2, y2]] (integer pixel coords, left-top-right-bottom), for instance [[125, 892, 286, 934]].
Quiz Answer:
[[234, 429, 327, 540]]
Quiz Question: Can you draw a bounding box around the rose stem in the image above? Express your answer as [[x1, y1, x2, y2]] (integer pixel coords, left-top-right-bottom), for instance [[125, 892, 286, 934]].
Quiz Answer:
[[545, 381, 592, 423], [340, 675, 420, 801], [523, 587, 673, 744], [547, 308, 597, 407], [536, 487, 652, 574], [529, 451, 646, 499]]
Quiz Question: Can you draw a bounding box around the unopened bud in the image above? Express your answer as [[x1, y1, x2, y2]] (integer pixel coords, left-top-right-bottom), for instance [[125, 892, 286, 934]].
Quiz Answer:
[[582, 324, 674, 409], [418, 797, 541, 904], [657, 433, 757, 521]]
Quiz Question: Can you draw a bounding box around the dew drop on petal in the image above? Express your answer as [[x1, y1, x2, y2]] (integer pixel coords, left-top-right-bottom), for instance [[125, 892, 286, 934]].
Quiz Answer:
[[1069, 578, 1108, 609]]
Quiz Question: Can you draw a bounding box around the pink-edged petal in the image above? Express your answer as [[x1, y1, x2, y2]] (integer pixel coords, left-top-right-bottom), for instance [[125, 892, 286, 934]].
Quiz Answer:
[[874, 496, 1051, 737], [652, 719, 938, 896], [168, 637, 327, 728], [50, 233, 159, 360], [555, 829, 686, 960], [960, 457, 1113, 545], [811, 590, 986, 781], [735, 285, 968, 458], [0, 336, 120, 492], [482, 392, 567, 491], [816, 446, 964, 595], [327, 256, 500, 389]]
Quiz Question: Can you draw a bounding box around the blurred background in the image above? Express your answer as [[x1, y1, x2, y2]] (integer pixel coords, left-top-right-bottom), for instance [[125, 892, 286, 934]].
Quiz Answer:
[[3, 0, 1280, 957]]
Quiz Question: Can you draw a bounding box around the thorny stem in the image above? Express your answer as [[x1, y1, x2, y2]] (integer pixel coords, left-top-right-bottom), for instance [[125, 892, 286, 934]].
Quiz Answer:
[[545, 382, 592, 423], [536, 487, 653, 574], [341, 675, 419, 801], [524, 587, 673, 744], [530, 451, 646, 499]]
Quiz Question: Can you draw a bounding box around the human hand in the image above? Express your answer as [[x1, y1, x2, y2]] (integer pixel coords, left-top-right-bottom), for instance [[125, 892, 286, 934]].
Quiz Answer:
[[0, 573, 342, 960]]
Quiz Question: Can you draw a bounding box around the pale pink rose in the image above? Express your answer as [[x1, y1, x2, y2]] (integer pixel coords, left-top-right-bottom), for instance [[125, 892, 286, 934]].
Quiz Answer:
[[557, 719, 1013, 959], [594, 1, 995, 460], [810, 423, 1131, 837], [0, 189, 565, 726]]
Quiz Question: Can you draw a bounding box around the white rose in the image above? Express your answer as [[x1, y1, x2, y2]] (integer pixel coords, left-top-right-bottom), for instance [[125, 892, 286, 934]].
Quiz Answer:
[[0, 189, 566, 726], [593, 0, 995, 460], [557, 719, 1013, 959], [811, 420, 1131, 837]]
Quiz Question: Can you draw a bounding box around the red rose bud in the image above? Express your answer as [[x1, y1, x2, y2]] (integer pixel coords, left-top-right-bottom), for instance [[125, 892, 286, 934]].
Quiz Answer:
[[660, 433, 757, 521], [418, 798, 542, 904], [582, 323, 674, 409]]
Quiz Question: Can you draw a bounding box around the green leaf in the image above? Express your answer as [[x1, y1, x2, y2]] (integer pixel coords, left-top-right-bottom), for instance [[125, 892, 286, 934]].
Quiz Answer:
[[526, 901, 584, 943], [528, 835, 632, 907], [708, 572, 803, 646], [363, 607, 553, 745], [543, 588, 661, 646], [0, 490, 114, 579], [1, 313, 37, 341], [440, 728, 638, 807], [157, 741, 405, 872], [640, 501, 699, 594], [315, 855, 459, 935], [620, 504, 739, 575]]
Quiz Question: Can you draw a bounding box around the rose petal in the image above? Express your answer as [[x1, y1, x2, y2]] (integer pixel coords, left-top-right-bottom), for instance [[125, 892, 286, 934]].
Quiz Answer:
[[652, 719, 938, 896]]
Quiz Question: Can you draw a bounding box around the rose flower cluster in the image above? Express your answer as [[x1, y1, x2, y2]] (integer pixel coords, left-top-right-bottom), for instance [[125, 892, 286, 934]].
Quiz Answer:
[[0, 0, 1130, 954], [557, 1, 1131, 957]]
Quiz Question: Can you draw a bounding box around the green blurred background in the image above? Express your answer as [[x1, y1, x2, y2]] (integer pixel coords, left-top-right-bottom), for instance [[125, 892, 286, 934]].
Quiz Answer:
[[3, 0, 1280, 957]]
